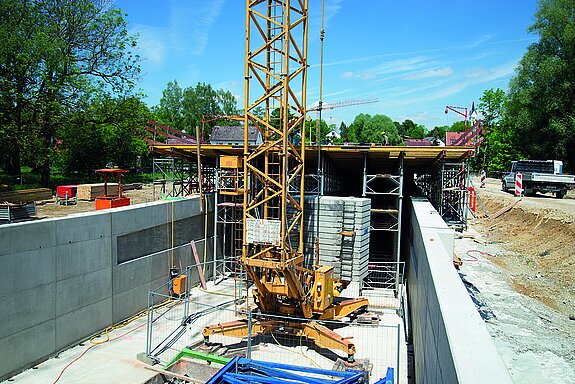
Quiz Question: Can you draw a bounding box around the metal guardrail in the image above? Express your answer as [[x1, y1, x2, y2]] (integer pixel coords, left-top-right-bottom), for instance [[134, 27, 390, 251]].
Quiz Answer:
[[146, 271, 404, 383]]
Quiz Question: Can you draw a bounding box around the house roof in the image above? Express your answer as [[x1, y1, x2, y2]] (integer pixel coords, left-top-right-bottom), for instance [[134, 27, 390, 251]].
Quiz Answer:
[[403, 138, 432, 146], [210, 126, 260, 143], [445, 131, 471, 146]]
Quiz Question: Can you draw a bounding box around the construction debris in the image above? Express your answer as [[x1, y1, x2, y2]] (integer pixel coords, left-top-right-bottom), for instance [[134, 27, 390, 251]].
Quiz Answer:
[[0, 188, 52, 204], [77, 183, 119, 201], [490, 198, 522, 220]]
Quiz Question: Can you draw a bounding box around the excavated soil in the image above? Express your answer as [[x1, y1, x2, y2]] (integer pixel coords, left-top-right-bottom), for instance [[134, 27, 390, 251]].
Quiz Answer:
[[472, 185, 575, 317]]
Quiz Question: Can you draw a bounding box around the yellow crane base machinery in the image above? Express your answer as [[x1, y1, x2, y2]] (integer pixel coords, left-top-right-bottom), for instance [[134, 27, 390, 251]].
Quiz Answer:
[[203, 0, 369, 362]]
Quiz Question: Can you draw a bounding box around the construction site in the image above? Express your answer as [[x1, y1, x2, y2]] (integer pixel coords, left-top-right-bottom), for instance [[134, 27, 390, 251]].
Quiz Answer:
[[2, 1, 575, 384]]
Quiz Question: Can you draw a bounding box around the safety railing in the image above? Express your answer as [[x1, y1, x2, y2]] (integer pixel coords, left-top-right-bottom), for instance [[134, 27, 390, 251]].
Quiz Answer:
[[146, 274, 404, 383], [362, 262, 405, 311]]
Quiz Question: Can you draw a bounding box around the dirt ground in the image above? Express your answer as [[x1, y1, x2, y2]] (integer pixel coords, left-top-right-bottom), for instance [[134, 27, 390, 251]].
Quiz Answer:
[[35, 184, 169, 219], [472, 177, 575, 316], [455, 177, 575, 382]]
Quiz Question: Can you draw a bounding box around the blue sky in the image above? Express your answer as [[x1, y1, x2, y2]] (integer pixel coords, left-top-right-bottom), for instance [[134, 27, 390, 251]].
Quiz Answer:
[[115, 0, 539, 130]]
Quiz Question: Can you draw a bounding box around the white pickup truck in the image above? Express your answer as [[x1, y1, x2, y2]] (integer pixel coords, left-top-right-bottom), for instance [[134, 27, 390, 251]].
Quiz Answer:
[[501, 160, 575, 198]]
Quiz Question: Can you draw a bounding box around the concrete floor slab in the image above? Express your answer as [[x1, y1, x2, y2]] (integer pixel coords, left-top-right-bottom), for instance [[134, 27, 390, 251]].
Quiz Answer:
[[7, 279, 407, 384]]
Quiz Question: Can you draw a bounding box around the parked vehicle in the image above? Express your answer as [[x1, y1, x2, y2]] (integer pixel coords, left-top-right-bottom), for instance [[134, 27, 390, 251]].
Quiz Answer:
[[501, 160, 575, 198]]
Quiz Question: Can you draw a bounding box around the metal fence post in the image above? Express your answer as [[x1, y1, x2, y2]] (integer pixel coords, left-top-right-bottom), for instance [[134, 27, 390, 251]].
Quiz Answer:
[[396, 323, 401, 384], [184, 266, 191, 323], [247, 311, 253, 359], [146, 290, 152, 356]]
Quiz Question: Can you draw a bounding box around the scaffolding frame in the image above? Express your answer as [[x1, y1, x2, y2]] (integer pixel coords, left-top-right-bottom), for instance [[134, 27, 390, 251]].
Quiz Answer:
[[152, 157, 216, 199], [362, 153, 404, 293], [417, 160, 469, 231]]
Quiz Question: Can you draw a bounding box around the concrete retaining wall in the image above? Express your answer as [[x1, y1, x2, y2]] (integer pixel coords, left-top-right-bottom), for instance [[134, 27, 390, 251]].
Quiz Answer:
[[0, 196, 216, 381], [405, 196, 512, 383]]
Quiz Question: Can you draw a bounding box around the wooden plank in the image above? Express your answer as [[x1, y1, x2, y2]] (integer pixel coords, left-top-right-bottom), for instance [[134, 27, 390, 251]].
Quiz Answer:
[[491, 198, 522, 220], [0, 188, 52, 204], [123, 183, 143, 191], [190, 240, 207, 289], [143, 365, 202, 383], [77, 183, 119, 200]]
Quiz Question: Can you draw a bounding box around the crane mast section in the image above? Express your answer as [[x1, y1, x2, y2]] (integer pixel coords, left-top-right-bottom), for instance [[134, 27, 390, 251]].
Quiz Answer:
[[242, 0, 311, 317]]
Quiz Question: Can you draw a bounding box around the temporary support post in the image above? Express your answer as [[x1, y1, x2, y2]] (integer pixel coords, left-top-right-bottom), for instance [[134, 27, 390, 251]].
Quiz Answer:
[[395, 153, 404, 294], [196, 125, 203, 213], [213, 156, 219, 282], [362, 152, 367, 197]]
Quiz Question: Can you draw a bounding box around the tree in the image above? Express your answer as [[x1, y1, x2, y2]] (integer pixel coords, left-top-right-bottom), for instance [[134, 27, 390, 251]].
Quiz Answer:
[[0, 0, 141, 185], [401, 119, 425, 139], [217, 89, 239, 116], [304, 118, 330, 144], [338, 122, 349, 142], [507, 0, 575, 171], [155, 81, 239, 139], [394, 121, 406, 138], [471, 88, 520, 171], [155, 80, 185, 130], [347, 114, 400, 145], [428, 125, 449, 143], [53, 95, 149, 174]]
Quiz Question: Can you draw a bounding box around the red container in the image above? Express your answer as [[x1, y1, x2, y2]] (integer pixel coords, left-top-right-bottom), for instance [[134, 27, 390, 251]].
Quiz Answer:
[[56, 185, 77, 198], [95, 196, 130, 210]]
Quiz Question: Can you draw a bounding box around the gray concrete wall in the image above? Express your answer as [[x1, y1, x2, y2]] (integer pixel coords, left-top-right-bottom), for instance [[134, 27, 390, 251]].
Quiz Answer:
[[405, 196, 512, 383], [0, 196, 216, 381]]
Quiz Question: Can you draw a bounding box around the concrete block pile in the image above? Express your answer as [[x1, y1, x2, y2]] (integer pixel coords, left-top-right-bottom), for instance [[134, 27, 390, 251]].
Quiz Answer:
[[301, 196, 371, 282]]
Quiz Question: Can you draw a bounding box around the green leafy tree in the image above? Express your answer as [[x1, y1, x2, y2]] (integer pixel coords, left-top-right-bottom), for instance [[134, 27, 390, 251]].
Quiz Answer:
[[337, 122, 349, 142], [428, 126, 449, 144], [304, 118, 330, 144], [402, 119, 426, 139], [471, 88, 520, 171], [155, 81, 238, 140], [450, 121, 467, 132], [0, 0, 141, 185], [53, 95, 149, 174], [394, 121, 406, 138], [507, 0, 575, 171], [155, 80, 185, 130], [217, 89, 239, 116], [348, 114, 400, 145]]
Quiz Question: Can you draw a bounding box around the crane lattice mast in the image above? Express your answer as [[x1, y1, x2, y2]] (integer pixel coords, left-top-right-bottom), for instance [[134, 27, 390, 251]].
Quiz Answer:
[[242, 0, 312, 317]]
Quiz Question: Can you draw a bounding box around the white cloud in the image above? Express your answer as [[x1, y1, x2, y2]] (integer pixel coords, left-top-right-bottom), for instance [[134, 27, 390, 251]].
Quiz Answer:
[[131, 24, 167, 65], [356, 56, 432, 80], [342, 71, 354, 78], [462, 68, 490, 78], [464, 34, 494, 49], [383, 61, 518, 109], [309, 0, 344, 41], [130, 0, 225, 65], [398, 112, 430, 124], [170, 0, 225, 55], [403, 67, 454, 80]]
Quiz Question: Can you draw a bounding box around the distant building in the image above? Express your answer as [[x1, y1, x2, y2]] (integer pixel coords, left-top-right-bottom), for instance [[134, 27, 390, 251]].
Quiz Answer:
[[446, 131, 475, 146], [209, 126, 262, 145], [403, 138, 432, 147]]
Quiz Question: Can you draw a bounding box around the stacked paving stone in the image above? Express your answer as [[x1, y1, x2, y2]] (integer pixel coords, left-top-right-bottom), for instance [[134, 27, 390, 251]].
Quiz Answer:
[[301, 196, 370, 282]]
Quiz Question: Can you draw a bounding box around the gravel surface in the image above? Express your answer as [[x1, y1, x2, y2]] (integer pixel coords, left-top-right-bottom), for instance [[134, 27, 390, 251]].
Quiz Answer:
[[36, 184, 171, 218], [456, 177, 575, 382]]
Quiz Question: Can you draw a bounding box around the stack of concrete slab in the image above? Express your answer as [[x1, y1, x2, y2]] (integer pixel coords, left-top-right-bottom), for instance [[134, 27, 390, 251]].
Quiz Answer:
[[301, 196, 370, 282]]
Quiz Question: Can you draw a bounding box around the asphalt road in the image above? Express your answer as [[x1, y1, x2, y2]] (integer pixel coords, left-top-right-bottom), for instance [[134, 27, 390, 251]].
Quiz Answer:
[[473, 177, 575, 223]]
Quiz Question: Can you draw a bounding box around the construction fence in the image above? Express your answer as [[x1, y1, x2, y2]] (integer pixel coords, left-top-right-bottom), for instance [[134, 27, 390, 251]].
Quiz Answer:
[[145, 263, 405, 383]]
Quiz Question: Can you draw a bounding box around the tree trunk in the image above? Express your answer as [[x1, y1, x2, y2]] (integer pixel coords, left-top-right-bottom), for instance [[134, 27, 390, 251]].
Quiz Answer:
[[39, 160, 51, 187], [4, 140, 22, 177]]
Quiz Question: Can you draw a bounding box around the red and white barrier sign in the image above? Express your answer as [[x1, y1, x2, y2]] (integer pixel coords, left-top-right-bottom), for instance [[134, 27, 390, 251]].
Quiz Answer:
[[515, 172, 523, 196], [480, 170, 486, 188], [468, 186, 477, 212]]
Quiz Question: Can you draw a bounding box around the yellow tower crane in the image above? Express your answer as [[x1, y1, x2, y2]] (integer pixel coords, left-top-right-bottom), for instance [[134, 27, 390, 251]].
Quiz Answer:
[[203, 0, 368, 362]]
